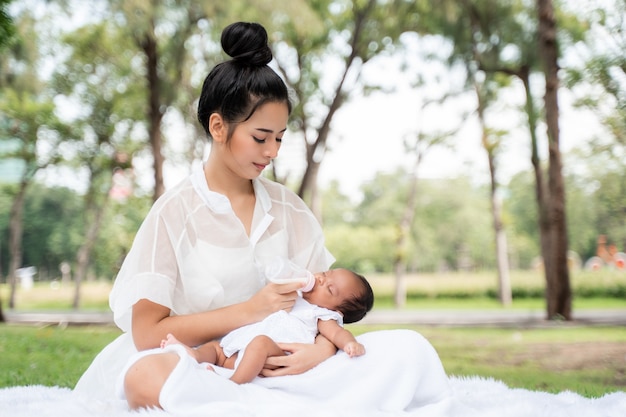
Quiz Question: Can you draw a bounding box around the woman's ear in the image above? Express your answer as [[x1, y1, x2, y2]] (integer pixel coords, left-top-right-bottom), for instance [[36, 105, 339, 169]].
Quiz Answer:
[[209, 113, 226, 143]]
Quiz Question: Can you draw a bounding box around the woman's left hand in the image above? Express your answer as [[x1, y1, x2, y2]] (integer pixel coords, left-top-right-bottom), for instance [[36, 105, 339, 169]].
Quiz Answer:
[[261, 335, 336, 376]]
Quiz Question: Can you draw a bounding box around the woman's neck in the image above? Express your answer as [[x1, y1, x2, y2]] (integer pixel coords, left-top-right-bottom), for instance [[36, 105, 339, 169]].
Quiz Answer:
[[203, 157, 254, 199]]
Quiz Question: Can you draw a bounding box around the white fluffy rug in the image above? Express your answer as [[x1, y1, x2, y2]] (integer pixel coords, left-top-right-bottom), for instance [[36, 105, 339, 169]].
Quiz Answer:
[[2, 377, 624, 417]]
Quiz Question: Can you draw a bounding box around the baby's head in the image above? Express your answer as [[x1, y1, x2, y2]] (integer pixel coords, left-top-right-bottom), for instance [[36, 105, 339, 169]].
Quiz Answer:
[[335, 270, 374, 323], [303, 268, 374, 324]]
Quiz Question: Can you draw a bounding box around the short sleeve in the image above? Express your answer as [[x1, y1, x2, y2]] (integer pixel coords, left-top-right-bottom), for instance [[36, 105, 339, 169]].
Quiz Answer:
[[314, 305, 344, 327], [109, 203, 180, 331]]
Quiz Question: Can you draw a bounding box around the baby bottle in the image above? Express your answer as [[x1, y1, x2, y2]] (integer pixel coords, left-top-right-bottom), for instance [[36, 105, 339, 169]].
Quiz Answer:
[[264, 256, 315, 292]]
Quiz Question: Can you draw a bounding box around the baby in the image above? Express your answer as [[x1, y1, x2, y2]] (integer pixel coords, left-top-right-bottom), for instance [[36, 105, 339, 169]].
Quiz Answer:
[[162, 266, 374, 384]]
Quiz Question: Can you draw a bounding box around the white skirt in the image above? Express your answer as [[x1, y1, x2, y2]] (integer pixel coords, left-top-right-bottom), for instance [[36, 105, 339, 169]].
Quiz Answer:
[[116, 329, 454, 417]]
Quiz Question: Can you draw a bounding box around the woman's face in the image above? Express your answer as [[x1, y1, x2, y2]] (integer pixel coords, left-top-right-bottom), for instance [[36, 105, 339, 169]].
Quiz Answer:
[[302, 269, 361, 313], [225, 101, 289, 180]]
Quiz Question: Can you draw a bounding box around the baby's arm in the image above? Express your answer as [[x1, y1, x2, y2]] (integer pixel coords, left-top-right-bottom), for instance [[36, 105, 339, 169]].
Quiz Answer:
[[317, 319, 365, 358]]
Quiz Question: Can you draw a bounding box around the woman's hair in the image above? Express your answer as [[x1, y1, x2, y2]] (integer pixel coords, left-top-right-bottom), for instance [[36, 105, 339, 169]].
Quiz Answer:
[[197, 22, 292, 140], [336, 271, 374, 324]]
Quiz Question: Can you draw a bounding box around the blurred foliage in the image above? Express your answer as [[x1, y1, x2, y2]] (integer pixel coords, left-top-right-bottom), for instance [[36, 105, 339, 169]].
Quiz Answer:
[[1, 0, 625, 287], [1, 153, 625, 282], [0, 184, 151, 281]]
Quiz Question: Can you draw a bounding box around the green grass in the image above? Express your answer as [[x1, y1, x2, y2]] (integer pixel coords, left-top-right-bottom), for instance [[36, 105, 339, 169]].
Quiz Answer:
[[0, 325, 121, 388], [2, 323, 625, 398], [1, 270, 624, 397], [348, 324, 626, 398]]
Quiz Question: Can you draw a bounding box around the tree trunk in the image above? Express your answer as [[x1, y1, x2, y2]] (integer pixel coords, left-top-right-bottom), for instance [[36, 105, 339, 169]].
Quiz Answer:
[[142, 25, 165, 202], [518, 68, 553, 314], [298, 143, 322, 217], [474, 80, 512, 306], [393, 152, 422, 308], [7, 180, 28, 309], [296, 0, 377, 211], [73, 193, 110, 310], [492, 188, 512, 306], [537, 0, 572, 319]]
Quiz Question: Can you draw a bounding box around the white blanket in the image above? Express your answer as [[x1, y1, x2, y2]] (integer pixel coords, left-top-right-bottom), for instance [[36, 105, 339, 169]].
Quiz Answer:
[[2, 329, 625, 417], [2, 378, 625, 417]]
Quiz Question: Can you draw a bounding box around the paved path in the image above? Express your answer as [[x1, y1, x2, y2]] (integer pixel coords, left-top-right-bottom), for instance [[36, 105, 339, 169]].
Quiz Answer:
[[361, 308, 626, 327], [4, 309, 626, 327]]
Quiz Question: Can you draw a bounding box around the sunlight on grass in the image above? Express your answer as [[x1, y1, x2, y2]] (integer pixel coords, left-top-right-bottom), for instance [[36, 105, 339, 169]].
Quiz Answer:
[[0, 281, 111, 310]]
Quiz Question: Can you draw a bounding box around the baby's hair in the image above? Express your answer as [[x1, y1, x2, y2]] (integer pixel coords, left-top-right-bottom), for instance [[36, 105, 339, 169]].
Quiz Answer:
[[197, 22, 292, 140], [336, 270, 374, 324]]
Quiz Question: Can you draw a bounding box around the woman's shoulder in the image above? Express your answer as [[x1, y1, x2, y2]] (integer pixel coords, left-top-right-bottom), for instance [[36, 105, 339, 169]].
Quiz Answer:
[[145, 176, 201, 220]]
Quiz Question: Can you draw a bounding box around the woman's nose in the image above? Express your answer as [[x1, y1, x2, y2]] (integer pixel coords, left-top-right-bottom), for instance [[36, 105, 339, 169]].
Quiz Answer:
[[264, 140, 280, 159]]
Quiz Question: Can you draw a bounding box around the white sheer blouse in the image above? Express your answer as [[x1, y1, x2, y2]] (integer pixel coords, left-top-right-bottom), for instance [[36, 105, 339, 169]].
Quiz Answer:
[[75, 163, 334, 398]]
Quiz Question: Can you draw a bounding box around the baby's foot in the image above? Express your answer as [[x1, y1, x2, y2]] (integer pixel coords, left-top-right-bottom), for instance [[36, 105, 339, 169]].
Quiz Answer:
[[160, 333, 182, 349], [160, 333, 199, 362]]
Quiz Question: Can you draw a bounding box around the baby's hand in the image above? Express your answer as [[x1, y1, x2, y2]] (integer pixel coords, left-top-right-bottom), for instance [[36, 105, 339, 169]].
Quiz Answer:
[[343, 341, 365, 358]]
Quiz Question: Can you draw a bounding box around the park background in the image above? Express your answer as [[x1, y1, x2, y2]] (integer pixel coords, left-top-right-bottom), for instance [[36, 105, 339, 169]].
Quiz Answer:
[[0, 0, 625, 399]]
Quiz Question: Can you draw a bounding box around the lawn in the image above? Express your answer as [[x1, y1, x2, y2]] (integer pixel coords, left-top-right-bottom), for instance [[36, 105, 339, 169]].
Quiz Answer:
[[1, 323, 625, 398], [350, 324, 626, 398], [1, 269, 625, 397]]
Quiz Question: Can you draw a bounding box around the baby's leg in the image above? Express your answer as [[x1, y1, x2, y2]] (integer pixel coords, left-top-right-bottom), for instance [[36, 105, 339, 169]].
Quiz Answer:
[[161, 334, 220, 366], [230, 335, 285, 384]]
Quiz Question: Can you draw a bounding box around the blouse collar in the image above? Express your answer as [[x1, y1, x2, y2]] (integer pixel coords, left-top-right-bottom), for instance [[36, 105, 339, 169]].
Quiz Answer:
[[191, 163, 274, 245]]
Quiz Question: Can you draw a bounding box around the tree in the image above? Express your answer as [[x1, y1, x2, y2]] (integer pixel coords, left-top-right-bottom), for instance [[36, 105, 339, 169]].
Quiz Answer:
[[0, 8, 76, 308], [565, 0, 626, 253], [473, 77, 512, 305], [107, 1, 222, 201], [0, 0, 14, 49], [536, 0, 571, 319], [52, 20, 145, 308], [270, 0, 425, 213], [0, 0, 15, 322], [419, 0, 524, 305], [392, 89, 460, 307], [428, 0, 581, 316]]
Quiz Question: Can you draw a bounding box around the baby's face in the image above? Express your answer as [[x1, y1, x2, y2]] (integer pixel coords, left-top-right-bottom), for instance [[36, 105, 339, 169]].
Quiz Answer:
[[301, 268, 360, 312]]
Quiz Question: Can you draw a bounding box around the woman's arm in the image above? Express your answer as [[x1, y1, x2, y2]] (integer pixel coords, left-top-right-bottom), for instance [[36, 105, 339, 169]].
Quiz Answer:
[[131, 281, 305, 350]]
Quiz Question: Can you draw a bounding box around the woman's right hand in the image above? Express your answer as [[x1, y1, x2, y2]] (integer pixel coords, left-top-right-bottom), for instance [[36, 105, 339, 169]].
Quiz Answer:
[[130, 282, 303, 351], [243, 281, 304, 322]]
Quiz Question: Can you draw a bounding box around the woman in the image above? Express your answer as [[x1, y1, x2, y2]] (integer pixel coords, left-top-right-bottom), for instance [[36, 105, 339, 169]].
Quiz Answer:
[[75, 22, 452, 415]]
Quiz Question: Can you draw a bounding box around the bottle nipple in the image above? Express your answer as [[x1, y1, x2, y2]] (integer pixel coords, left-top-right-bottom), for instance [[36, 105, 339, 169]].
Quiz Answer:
[[265, 256, 315, 292], [300, 272, 315, 292]]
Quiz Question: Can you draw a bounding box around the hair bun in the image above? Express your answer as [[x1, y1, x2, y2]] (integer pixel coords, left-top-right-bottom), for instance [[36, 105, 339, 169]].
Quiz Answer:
[[221, 22, 273, 67]]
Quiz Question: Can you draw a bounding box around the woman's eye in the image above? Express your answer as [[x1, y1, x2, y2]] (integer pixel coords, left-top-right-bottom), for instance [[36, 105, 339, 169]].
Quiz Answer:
[[253, 136, 283, 143]]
